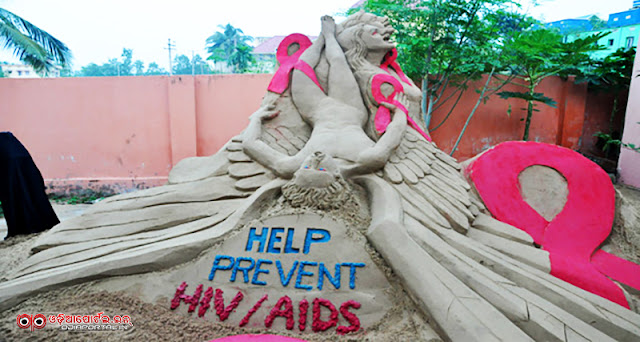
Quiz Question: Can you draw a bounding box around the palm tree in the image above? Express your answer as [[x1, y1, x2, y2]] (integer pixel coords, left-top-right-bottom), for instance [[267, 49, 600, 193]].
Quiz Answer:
[[230, 44, 255, 73], [0, 8, 71, 73], [205, 23, 253, 72]]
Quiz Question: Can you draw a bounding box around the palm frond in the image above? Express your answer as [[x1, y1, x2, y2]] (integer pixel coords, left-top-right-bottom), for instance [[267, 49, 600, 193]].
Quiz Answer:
[[0, 8, 72, 71]]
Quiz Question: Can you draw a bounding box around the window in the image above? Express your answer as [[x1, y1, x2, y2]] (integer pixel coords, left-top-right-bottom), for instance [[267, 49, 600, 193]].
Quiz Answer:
[[614, 18, 619, 22], [563, 36, 568, 43], [627, 36, 635, 48], [626, 15, 632, 20], [608, 39, 614, 46], [17, 71, 21, 76]]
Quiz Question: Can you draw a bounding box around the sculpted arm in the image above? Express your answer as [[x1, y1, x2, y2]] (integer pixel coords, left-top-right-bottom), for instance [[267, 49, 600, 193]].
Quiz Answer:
[[242, 104, 308, 179], [242, 104, 282, 170]]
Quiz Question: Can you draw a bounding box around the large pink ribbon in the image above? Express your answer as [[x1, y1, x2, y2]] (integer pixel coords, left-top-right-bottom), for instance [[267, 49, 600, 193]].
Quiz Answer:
[[268, 34, 323, 94], [380, 48, 411, 85], [467, 141, 640, 308], [371, 74, 431, 142]]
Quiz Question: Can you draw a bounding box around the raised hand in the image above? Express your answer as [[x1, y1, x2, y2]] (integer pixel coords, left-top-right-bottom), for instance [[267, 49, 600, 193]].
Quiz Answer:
[[321, 15, 336, 36], [251, 103, 280, 121], [379, 92, 407, 114]]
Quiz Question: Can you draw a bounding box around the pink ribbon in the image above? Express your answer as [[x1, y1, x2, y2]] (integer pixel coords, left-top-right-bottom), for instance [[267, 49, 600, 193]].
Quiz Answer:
[[371, 74, 431, 142], [468, 141, 640, 308], [294, 60, 324, 93], [268, 34, 323, 94], [380, 48, 411, 85]]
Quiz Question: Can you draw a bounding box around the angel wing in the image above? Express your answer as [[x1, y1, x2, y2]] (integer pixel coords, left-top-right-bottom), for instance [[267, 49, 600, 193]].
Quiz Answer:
[[365, 129, 640, 341], [0, 91, 311, 309]]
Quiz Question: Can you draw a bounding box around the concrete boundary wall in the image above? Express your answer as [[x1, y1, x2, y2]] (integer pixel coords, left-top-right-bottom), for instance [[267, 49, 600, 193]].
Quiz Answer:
[[428, 75, 590, 160], [0, 74, 617, 194], [0, 75, 271, 194], [618, 44, 640, 189]]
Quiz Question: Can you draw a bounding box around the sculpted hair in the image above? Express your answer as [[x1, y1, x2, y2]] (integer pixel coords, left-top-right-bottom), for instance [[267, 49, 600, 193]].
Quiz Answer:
[[281, 177, 359, 212]]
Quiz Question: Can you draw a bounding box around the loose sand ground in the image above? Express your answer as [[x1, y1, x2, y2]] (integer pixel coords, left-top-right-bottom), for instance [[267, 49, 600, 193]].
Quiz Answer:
[[0, 203, 434, 342]]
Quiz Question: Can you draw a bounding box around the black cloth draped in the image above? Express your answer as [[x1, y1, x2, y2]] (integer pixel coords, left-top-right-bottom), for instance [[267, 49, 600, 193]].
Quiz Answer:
[[0, 132, 59, 238]]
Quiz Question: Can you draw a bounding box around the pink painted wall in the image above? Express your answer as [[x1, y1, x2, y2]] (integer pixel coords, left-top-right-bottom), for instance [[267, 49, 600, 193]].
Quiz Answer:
[[195, 74, 272, 156], [0, 73, 623, 194], [618, 45, 640, 189], [0, 75, 270, 194], [428, 76, 588, 160]]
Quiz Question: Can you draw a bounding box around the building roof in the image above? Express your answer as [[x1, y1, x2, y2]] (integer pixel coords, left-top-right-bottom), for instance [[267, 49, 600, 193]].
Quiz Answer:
[[252, 36, 288, 55], [546, 18, 595, 34], [608, 7, 640, 28], [351, 0, 365, 8]]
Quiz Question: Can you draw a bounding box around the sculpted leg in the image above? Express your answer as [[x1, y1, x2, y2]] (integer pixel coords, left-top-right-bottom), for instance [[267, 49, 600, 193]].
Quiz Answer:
[[291, 26, 326, 119], [322, 16, 367, 113]]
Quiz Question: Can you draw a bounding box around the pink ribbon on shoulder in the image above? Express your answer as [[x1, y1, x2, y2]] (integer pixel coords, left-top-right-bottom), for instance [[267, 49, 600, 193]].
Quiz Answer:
[[268, 33, 323, 94], [371, 74, 431, 142], [380, 48, 411, 85]]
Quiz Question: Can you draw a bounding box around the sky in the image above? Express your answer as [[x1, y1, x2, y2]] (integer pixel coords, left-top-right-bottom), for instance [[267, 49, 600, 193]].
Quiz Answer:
[[0, 0, 636, 71]]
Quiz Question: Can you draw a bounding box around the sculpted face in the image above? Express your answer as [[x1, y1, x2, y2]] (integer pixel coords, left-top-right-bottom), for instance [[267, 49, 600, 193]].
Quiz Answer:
[[291, 151, 340, 188], [337, 11, 396, 55], [360, 23, 395, 51]]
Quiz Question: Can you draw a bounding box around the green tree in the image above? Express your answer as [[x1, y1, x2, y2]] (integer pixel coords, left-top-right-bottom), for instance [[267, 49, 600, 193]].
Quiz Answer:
[[206, 23, 254, 73], [144, 62, 168, 76], [133, 60, 145, 75], [356, 0, 532, 131], [578, 47, 636, 156], [173, 54, 211, 75], [229, 45, 254, 73], [579, 47, 635, 122], [78, 48, 142, 77], [191, 54, 211, 75], [0, 8, 71, 73], [589, 15, 608, 31], [498, 29, 606, 140], [118, 48, 133, 76], [173, 54, 192, 75], [79, 63, 105, 76]]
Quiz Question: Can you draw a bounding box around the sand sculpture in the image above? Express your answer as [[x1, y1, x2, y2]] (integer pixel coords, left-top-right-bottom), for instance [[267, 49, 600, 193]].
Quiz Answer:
[[1, 12, 640, 341]]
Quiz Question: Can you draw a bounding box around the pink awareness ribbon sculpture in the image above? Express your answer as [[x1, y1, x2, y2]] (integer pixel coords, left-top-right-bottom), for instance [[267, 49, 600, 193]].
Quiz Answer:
[[380, 48, 412, 85], [371, 73, 432, 142], [268, 34, 324, 94], [467, 141, 640, 308]]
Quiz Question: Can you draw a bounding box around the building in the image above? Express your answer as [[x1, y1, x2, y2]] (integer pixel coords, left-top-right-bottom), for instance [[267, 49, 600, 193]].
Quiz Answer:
[[252, 36, 287, 73], [547, 1, 640, 59], [1, 64, 38, 78], [546, 15, 599, 35], [0, 63, 60, 78]]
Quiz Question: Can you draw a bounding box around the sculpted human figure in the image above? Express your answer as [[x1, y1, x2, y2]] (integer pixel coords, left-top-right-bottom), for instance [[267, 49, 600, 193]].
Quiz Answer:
[[242, 16, 407, 179], [335, 11, 428, 143]]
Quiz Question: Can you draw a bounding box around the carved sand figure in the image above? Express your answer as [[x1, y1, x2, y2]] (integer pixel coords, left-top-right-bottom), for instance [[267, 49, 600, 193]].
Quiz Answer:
[[1, 12, 639, 341], [243, 16, 407, 179]]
